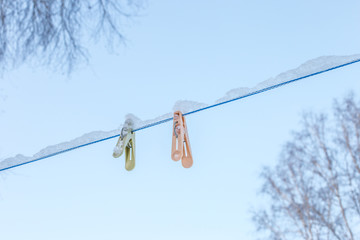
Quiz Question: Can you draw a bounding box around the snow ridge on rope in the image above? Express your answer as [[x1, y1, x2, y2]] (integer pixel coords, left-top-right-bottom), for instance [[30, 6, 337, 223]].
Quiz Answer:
[[133, 58, 360, 132], [1, 58, 360, 172], [0, 135, 120, 173]]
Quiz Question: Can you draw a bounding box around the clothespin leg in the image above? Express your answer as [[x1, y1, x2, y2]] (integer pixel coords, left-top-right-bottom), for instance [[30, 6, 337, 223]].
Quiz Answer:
[[181, 136, 193, 168], [125, 135, 135, 171], [171, 111, 184, 161], [181, 117, 193, 168], [113, 137, 125, 158]]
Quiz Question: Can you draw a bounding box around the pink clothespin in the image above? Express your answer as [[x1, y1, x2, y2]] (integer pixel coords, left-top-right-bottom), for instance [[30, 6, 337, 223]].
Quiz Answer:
[[171, 111, 193, 168]]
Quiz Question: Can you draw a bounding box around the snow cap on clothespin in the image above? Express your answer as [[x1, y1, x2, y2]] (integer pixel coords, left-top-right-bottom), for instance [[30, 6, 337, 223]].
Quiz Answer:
[[171, 111, 193, 168], [113, 117, 136, 171], [173, 100, 208, 114]]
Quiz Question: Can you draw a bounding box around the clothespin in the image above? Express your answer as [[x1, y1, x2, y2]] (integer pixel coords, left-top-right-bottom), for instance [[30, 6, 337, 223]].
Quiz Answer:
[[171, 111, 193, 168], [113, 119, 136, 171]]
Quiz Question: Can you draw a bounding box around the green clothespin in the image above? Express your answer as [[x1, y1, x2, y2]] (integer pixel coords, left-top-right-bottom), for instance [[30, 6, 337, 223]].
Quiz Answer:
[[113, 119, 135, 171]]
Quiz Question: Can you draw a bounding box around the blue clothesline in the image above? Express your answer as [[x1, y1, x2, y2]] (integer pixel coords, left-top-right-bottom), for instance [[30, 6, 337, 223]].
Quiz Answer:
[[1, 58, 359, 172]]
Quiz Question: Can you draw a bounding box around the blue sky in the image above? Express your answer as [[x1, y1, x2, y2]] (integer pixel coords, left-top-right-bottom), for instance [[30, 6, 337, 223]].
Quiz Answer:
[[1, 1, 360, 239]]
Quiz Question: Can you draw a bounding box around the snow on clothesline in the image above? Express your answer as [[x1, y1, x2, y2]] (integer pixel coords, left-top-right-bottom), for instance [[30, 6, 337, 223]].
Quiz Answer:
[[1, 54, 359, 171]]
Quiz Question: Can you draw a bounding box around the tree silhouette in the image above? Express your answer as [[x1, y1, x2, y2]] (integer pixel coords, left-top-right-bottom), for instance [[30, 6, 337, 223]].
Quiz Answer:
[[0, 0, 143, 73], [253, 94, 360, 240]]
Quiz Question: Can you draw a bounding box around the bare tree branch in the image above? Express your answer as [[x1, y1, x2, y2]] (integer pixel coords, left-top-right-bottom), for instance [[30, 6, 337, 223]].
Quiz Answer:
[[0, 0, 143, 73], [253, 93, 360, 240]]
